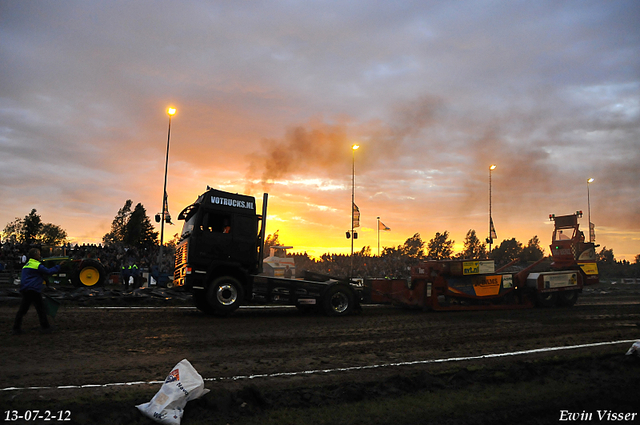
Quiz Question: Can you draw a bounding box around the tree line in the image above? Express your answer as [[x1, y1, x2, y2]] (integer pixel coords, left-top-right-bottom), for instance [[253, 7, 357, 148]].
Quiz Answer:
[[1, 201, 161, 249], [2, 209, 68, 246], [101, 200, 159, 248], [268, 229, 640, 279], [2, 205, 639, 280], [270, 230, 547, 279]]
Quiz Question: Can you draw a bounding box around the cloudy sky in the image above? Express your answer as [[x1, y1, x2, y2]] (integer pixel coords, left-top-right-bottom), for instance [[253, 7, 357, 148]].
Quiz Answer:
[[1, 1, 639, 261]]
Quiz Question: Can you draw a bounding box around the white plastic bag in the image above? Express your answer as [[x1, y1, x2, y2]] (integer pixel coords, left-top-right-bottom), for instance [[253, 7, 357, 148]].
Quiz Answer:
[[136, 359, 210, 424], [626, 341, 640, 357]]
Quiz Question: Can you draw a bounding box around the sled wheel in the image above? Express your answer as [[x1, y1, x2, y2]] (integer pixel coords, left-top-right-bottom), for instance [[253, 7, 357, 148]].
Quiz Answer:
[[536, 291, 558, 308], [322, 285, 354, 316], [557, 290, 579, 307], [72, 260, 106, 287], [206, 276, 244, 316]]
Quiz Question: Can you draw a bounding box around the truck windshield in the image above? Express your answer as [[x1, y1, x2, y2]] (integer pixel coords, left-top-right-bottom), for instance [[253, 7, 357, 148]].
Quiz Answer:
[[178, 203, 200, 240]]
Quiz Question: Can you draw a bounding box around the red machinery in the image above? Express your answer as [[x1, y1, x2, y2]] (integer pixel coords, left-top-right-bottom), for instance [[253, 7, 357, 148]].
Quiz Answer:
[[366, 212, 594, 310], [368, 257, 581, 310], [549, 211, 599, 285]]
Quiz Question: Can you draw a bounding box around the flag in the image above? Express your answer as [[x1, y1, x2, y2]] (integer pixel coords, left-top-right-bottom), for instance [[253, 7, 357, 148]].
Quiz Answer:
[[590, 222, 595, 242], [352, 203, 360, 228], [490, 217, 497, 240], [379, 221, 390, 231]]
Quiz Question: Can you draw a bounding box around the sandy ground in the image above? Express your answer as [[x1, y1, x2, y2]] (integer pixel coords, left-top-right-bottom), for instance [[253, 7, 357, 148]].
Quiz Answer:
[[1, 281, 639, 424]]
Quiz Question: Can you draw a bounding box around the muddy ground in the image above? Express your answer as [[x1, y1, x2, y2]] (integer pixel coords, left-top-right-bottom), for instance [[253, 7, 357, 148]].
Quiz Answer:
[[1, 281, 639, 424]]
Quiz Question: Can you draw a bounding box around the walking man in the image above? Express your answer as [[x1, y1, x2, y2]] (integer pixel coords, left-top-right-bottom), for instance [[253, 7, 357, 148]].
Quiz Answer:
[[12, 248, 63, 335]]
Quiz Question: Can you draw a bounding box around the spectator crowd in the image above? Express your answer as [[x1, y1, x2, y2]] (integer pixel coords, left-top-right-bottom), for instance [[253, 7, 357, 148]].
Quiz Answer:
[[0, 241, 176, 283]]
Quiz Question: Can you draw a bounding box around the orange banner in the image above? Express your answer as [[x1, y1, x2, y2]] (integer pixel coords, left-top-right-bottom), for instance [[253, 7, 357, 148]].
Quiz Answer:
[[474, 275, 502, 296]]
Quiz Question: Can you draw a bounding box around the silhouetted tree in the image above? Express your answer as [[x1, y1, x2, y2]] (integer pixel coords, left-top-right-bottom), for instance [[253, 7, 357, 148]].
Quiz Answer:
[[40, 223, 68, 245], [400, 233, 426, 259], [2, 218, 23, 244], [123, 203, 158, 249], [358, 245, 372, 256], [458, 229, 487, 259], [263, 230, 282, 258], [102, 200, 133, 246], [2, 209, 68, 246], [521, 235, 544, 262], [490, 238, 522, 265], [597, 246, 615, 265], [427, 231, 454, 260], [22, 209, 42, 245], [166, 233, 180, 251]]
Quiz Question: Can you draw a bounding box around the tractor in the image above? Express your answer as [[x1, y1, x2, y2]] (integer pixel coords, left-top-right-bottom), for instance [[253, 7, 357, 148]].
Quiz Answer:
[[39, 245, 107, 288]]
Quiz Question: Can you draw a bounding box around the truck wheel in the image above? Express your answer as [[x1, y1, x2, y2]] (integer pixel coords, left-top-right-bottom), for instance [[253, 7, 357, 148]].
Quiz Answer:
[[536, 291, 558, 308], [322, 285, 354, 316], [193, 291, 215, 314], [72, 260, 106, 287], [206, 276, 244, 315], [557, 290, 579, 307]]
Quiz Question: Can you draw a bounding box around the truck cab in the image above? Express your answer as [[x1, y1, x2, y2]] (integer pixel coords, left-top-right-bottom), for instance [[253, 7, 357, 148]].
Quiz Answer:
[[175, 189, 261, 285]]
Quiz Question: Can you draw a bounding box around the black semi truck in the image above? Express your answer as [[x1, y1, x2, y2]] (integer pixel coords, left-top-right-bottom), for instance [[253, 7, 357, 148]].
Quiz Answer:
[[173, 187, 361, 316]]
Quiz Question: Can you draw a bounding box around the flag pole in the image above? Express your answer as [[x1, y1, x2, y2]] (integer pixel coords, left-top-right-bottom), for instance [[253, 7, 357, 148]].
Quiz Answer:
[[377, 216, 380, 256], [488, 164, 496, 253], [350, 145, 359, 279]]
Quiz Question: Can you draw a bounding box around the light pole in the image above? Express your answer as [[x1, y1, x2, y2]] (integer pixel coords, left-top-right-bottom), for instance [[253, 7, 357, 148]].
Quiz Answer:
[[587, 178, 594, 242], [350, 144, 359, 279], [377, 216, 380, 257], [488, 164, 496, 253], [158, 107, 176, 272]]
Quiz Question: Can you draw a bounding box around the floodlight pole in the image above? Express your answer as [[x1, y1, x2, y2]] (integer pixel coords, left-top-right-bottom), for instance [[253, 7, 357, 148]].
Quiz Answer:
[[158, 107, 176, 272], [489, 164, 496, 253], [587, 178, 594, 242], [350, 144, 359, 279]]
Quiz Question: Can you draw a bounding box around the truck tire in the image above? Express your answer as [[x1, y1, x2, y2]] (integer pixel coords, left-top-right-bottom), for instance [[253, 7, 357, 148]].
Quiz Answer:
[[206, 276, 244, 316], [322, 285, 354, 316], [536, 291, 558, 308], [193, 290, 215, 314], [557, 290, 579, 307], [72, 260, 106, 288]]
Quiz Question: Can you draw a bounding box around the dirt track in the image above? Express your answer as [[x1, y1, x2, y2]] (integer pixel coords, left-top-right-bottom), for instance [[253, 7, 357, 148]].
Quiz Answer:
[[1, 282, 639, 424]]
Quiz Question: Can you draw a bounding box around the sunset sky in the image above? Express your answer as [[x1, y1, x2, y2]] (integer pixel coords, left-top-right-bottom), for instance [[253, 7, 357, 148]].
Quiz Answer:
[[1, 1, 639, 261]]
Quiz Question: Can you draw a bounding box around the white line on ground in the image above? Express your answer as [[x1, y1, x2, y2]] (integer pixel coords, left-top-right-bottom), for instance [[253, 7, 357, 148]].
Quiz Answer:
[[205, 339, 639, 382], [2, 339, 637, 392], [71, 304, 391, 310], [73, 305, 296, 310]]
